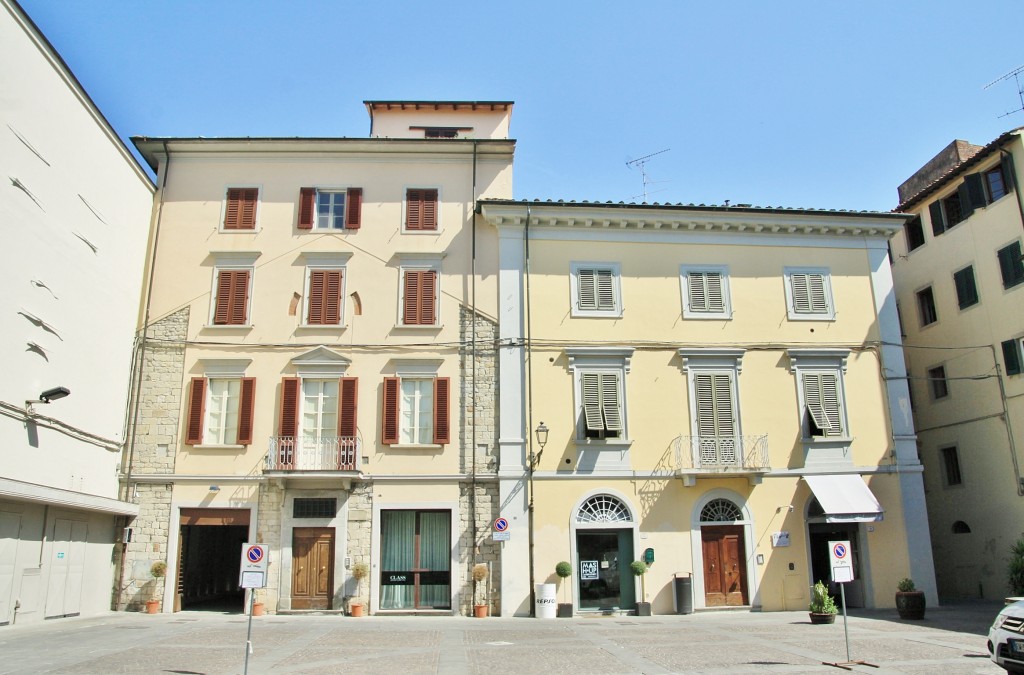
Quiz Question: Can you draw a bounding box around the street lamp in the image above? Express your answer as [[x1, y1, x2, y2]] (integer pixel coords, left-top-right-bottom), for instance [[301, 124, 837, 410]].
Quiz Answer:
[[532, 421, 549, 467]]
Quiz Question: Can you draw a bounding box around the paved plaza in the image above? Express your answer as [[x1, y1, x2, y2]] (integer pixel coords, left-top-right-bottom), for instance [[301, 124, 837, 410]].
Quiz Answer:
[[0, 602, 1007, 674]]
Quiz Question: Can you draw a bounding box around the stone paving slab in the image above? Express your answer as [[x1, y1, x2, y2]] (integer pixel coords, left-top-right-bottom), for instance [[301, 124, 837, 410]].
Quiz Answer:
[[0, 604, 1008, 675]]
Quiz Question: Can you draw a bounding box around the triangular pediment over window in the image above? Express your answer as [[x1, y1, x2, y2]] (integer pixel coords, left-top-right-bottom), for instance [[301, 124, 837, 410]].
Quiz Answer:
[[290, 346, 351, 371]]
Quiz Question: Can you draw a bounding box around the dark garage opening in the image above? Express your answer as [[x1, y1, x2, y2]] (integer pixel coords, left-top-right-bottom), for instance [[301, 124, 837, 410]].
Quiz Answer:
[[176, 508, 249, 612]]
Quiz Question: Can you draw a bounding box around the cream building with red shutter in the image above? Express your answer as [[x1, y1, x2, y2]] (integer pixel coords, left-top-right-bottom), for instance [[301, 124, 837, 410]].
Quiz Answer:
[[480, 199, 937, 613], [119, 102, 513, 615]]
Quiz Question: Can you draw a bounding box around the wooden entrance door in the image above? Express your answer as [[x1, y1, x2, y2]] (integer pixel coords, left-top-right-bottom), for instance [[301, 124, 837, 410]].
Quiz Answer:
[[702, 525, 747, 606], [292, 528, 334, 610]]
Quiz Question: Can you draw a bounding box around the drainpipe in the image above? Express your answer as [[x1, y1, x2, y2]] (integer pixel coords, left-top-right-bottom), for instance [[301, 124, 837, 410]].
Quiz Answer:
[[115, 141, 170, 609], [470, 140, 479, 588], [524, 204, 536, 616]]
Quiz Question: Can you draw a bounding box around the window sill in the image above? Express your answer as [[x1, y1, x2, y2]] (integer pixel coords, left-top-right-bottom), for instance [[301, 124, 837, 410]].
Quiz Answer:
[[203, 324, 254, 330], [574, 439, 632, 448], [682, 312, 732, 320], [191, 444, 245, 450], [570, 311, 623, 319], [393, 324, 443, 331], [786, 313, 836, 322], [401, 229, 441, 235], [296, 324, 347, 331], [217, 228, 259, 234], [802, 436, 852, 445], [386, 443, 443, 450]]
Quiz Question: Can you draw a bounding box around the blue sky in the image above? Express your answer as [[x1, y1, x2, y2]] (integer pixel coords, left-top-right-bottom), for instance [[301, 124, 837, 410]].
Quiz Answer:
[[19, 0, 1024, 210]]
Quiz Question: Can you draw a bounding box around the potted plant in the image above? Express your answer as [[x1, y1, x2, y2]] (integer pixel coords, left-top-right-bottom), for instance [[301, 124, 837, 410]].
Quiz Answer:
[[895, 577, 926, 620], [349, 562, 369, 617], [808, 580, 837, 624], [555, 561, 573, 617], [630, 560, 651, 616], [146, 560, 167, 614], [472, 563, 489, 618], [252, 588, 264, 616]]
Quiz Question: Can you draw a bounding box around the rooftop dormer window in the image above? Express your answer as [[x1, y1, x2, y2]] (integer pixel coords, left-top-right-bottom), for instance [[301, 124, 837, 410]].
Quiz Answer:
[[410, 126, 472, 139]]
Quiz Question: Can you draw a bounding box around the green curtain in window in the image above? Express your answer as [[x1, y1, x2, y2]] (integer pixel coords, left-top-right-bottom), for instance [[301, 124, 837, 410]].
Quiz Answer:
[[380, 511, 415, 609], [419, 512, 451, 607]]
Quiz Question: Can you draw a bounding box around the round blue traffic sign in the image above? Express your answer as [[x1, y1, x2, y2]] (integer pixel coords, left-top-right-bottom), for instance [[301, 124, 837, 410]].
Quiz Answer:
[[494, 517, 509, 532], [247, 546, 264, 563], [832, 543, 847, 559]]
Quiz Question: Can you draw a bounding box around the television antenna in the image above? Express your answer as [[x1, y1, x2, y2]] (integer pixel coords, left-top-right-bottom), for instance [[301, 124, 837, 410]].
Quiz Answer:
[[626, 148, 670, 202], [984, 65, 1024, 118]]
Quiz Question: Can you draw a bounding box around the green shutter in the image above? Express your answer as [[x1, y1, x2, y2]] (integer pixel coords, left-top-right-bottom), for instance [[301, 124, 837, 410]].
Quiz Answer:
[[929, 201, 945, 236]]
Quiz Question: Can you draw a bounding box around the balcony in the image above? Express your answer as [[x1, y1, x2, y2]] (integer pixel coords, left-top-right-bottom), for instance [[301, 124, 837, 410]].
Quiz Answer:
[[266, 436, 358, 472], [674, 435, 770, 485]]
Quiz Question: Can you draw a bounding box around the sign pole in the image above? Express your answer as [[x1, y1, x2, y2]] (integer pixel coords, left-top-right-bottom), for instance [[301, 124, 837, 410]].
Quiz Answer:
[[841, 582, 850, 663], [243, 589, 254, 675]]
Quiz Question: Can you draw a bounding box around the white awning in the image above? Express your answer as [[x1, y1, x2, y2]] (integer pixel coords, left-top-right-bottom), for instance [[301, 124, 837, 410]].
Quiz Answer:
[[803, 474, 883, 523]]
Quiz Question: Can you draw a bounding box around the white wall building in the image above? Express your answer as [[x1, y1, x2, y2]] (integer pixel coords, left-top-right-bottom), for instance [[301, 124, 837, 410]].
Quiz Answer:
[[0, 0, 153, 626]]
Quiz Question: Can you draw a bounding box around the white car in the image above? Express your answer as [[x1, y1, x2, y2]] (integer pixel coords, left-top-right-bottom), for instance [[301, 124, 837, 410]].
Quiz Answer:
[[989, 599, 1024, 674]]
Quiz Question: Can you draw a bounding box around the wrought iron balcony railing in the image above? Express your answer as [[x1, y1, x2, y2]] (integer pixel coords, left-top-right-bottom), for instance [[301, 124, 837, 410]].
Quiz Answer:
[[266, 436, 358, 471], [674, 434, 769, 472]]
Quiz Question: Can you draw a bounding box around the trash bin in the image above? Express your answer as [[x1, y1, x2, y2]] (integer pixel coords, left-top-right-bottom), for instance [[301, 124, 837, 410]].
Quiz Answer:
[[673, 573, 693, 615], [535, 583, 557, 619]]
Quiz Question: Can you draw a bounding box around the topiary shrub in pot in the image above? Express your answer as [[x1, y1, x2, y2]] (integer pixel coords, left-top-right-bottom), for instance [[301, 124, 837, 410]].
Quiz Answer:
[[555, 561, 573, 617], [895, 577, 925, 620], [472, 563, 489, 618], [630, 560, 651, 616], [349, 562, 369, 617], [808, 580, 837, 624], [146, 560, 167, 614]]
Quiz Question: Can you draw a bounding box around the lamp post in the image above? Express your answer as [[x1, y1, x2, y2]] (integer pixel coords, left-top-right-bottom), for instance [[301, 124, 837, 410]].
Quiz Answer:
[[527, 421, 549, 616]]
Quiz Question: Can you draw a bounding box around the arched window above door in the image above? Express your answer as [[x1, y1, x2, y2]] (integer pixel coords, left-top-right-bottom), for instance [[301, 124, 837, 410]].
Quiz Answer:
[[576, 495, 632, 523], [700, 498, 742, 523]]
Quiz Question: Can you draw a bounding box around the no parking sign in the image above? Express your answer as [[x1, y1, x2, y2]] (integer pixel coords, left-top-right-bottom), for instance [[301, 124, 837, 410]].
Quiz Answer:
[[239, 543, 269, 589], [829, 540, 854, 583]]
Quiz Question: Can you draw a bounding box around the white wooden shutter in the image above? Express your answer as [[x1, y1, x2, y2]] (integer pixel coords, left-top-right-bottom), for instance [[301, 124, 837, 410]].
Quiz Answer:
[[820, 372, 842, 436], [803, 373, 835, 434], [705, 272, 725, 312], [600, 373, 622, 432], [695, 374, 716, 437], [581, 372, 602, 431], [792, 273, 828, 314], [578, 269, 596, 310], [689, 272, 708, 312], [595, 270, 615, 311]]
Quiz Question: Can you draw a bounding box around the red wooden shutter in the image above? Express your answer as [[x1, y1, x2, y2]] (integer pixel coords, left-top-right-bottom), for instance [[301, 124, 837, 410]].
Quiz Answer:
[[346, 188, 362, 229], [406, 189, 422, 230], [382, 377, 399, 444], [339, 377, 358, 437], [433, 377, 450, 445], [279, 377, 300, 437], [298, 188, 315, 229], [214, 270, 250, 325], [402, 270, 436, 325], [422, 189, 438, 230], [185, 377, 207, 445], [236, 377, 256, 445], [306, 270, 342, 325], [224, 188, 258, 230]]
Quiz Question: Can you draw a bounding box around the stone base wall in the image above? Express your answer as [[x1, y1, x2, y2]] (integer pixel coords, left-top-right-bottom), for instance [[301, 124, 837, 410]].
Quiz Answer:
[[256, 482, 285, 613], [116, 483, 173, 611], [345, 481, 373, 610], [459, 481, 501, 616]]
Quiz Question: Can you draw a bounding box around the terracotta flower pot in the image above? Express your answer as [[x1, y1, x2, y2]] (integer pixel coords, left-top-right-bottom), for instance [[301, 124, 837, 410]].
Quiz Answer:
[[145, 600, 159, 614], [474, 604, 488, 618], [252, 602, 264, 616], [350, 603, 364, 617]]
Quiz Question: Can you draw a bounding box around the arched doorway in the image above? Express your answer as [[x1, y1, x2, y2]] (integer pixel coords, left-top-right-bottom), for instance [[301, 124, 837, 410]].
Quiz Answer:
[[571, 493, 637, 611], [691, 493, 752, 608]]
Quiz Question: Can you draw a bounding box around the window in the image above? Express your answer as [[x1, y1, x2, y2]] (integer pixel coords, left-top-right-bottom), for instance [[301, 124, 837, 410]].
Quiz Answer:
[[928, 365, 949, 400], [293, 498, 337, 519], [185, 376, 255, 446], [953, 265, 979, 309], [784, 268, 834, 320], [298, 187, 362, 230], [405, 188, 439, 231], [916, 286, 937, 327], [568, 348, 633, 443], [802, 372, 843, 437], [276, 376, 358, 470], [223, 187, 258, 230], [681, 266, 731, 319], [998, 241, 1024, 290], [382, 375, 449, 445], [212, 268, 251, 325], [904, 216, 925, 252], [680, 348, 744, 468], [305, 269, 343, 325], [985, 165, 1008, 202], [423, 127, 460, 138], [571, 262, 622, 317], [940, 446, 962, 486], [941, 193, 964, 229], [1003, 338, 1023, 376]]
